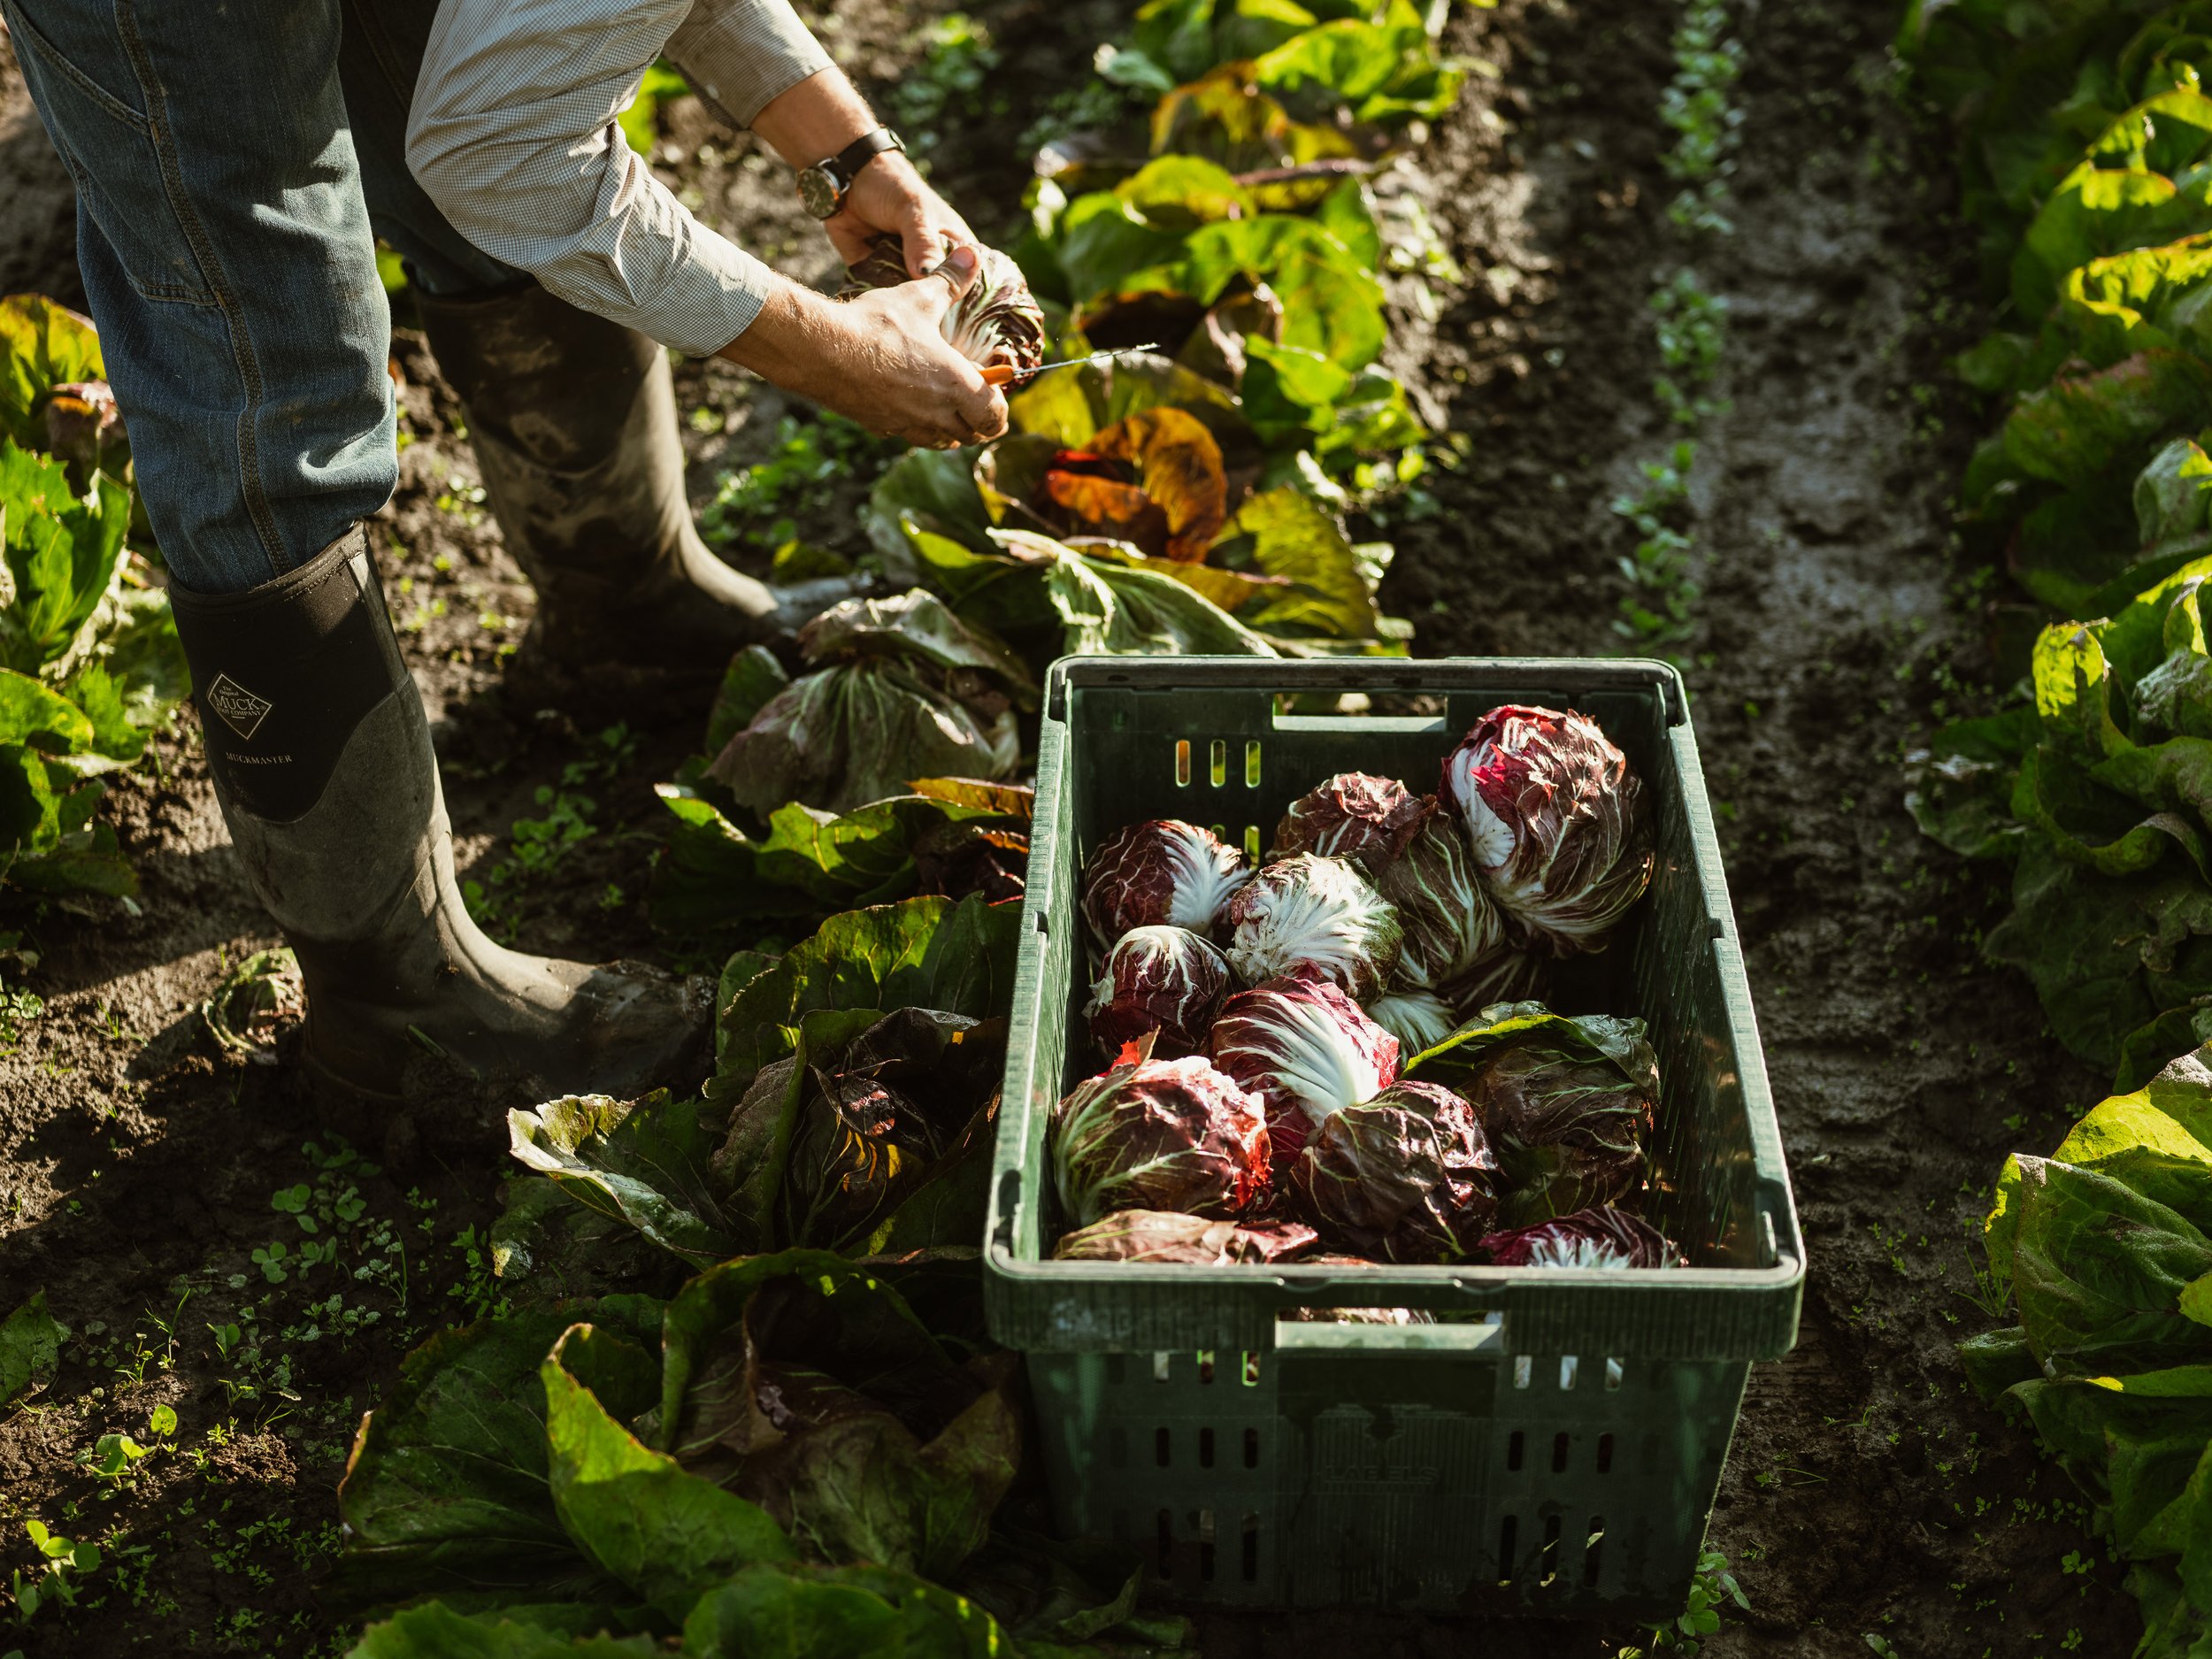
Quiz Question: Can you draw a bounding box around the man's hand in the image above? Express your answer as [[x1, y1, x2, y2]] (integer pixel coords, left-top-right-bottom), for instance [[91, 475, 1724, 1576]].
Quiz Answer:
[[749, 69, 976, 275], [825, 150, 975, 276], [718, 248, 1009, 449]]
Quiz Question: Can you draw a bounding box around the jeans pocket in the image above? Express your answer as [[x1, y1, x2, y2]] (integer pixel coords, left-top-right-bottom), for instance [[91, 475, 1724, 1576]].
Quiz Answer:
[[4, 0, 215, 305]]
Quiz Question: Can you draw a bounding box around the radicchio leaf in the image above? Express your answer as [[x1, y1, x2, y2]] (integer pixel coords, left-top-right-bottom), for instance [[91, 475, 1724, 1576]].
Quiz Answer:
[[1222, 852, 1403, 1001], [1442, 705, 1655, 955], [1290, 1079, 1502, 1263], [1364, 987, 1457, 1056], [1479, 1206, 1684, 1270], [1207, 975, 1398, 1169], [1053, 1209, 1319, 1263], [1268, 772, 1428, 872], [707, 591, 1033, 817], [1081, 818, 1251, 945], [1409, 1002, 1659, 1227], [1368, 800, 1513, 991], [1085, 925, 1231, 1058], [1050, 1052, 1270, 1227]]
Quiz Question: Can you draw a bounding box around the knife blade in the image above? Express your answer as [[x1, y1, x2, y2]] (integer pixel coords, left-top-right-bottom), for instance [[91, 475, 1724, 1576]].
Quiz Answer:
[[981, 344, 1164, 388]]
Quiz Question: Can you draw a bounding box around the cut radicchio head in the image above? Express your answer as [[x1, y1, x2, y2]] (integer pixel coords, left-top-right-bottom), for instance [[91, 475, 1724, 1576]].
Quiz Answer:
[[1441, 706, 1655, 956], [1290, 1079, 1502, 1263], [1085, 925, 1231, 1059], [1479, 1206, 1684, 1270], [1208, 976, 1399, 1171], [841, 234, 1048, 374], [1222, 853, 1403, 1002], [1269, 772, 1430, 873], [1049, 1048, 1270, 1228], [1053, 1210, 1318, 1264], [1082, 818, 1251, 947]]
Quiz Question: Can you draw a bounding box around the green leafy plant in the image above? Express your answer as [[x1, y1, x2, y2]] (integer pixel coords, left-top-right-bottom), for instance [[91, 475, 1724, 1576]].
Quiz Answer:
[[1959, 1041, 2212, 1655], [326, 1252, 1169, 1658], [0, 294, 188, 898], [8, 1520, 99, 1625]]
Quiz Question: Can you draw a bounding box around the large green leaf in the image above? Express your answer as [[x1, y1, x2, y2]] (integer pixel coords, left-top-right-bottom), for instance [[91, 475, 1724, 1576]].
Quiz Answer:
[[540, 1324, 793, 1623], [2005, 1153, 2212, 1376], [506, 1094, 738, 1269], [2004, 351, 2212, 490], [1026, 532, 1277, 656], [706, 657, 1022, 820], [1123, 217, 1387, 369], [1249, 10, 1461, 126], [714, 895, 1020, 1087], [332, 1301, 664, 1614], [1209, 484, 1380, 639], [0, 296, 103, 454], [649, 790, 995, 934], [0, 441, 131, 675], [1987, 841, 2212, 1074], [681, 1562, 1008, 1659], [655, 1253, 1018, 1580], [347, 1602, 661, 1658]]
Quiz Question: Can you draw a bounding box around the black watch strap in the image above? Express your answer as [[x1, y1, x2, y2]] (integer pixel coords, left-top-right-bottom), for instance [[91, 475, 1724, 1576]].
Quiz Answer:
[[829, 127, 903, 181]]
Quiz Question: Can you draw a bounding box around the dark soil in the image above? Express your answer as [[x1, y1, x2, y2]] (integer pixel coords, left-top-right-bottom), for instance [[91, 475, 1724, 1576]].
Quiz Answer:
[[0, 1, 2137, 1656]]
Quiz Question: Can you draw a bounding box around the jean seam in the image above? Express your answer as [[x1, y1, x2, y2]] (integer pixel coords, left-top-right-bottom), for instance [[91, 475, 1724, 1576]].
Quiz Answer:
[[3, 0, 150, 130], [110, 0, 291, 573]]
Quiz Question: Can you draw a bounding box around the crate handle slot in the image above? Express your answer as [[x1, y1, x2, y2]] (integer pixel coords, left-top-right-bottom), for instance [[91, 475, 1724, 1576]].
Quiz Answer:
[[1272, 711, 1450, 736], [1272, 1317, 1505, 1355]]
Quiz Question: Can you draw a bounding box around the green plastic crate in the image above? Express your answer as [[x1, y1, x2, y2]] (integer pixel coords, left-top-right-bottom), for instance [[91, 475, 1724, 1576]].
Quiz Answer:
[[983, 656, 1804, 1617]]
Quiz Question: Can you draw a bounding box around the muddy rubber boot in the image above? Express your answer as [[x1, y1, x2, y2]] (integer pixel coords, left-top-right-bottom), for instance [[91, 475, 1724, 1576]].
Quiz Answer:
[[170, 526, 711, 1107], [411, 280, 854, 701]]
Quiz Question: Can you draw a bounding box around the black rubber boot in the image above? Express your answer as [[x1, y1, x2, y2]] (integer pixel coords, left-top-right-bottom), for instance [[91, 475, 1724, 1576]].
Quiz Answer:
[[411, 281, 853, 696], [170, 526, 710, 1105]]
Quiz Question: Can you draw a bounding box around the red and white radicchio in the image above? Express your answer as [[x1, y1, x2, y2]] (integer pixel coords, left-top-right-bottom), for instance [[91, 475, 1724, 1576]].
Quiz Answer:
[[1269, 772, 1429, 873], [1050, 1051, 1269, 1227], [1223, 853, 1403, 1002], [1081, 818, 1251, 946], [1441, 705, 1654, 956], [1291, 1079, 1502, 1263], [1086, 925, 1231, 1058], [1208, 976, 1399, 1169], [1479, 1206, 1684, 1270]]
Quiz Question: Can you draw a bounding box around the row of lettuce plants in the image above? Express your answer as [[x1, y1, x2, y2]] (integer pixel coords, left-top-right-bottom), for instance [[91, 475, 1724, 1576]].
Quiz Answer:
[[1906, 6, 2212, 1654]]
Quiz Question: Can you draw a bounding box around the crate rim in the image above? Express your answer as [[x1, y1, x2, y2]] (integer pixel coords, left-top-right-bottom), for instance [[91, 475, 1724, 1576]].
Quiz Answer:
[[987, 649, 1807, 1356]]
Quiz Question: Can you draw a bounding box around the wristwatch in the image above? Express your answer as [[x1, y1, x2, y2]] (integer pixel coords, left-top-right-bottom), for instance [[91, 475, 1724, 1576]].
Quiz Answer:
[[796, 127, 905, 219]]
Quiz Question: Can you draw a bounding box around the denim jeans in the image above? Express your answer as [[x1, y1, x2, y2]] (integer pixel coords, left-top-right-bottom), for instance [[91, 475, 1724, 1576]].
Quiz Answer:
[[2, 0, 522, 595]]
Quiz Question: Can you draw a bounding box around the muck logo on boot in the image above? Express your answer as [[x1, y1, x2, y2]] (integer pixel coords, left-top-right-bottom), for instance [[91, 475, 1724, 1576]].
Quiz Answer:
[[206, 673, 274, 741]]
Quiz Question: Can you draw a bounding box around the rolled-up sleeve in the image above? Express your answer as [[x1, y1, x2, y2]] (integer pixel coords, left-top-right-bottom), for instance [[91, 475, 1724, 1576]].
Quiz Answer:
[[408, 0, 833, 357], [667, 0, 833, 128]]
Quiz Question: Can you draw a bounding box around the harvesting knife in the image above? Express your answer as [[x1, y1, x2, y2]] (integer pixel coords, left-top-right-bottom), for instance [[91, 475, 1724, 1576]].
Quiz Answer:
[[982, 344, 1163, 388]]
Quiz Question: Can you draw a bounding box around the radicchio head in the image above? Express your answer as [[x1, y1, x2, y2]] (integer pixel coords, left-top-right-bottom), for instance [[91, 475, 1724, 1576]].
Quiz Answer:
[[1290, 1079, 1502, 1263], [1441, 706, 1654, 956], [1222, 853, 1403, 1002], [1086, 925, 1231, 1058], [1082, 818, 1251, 946], [1050, 1049, 1270, 1227], [1207, 976, 1399, 1170]]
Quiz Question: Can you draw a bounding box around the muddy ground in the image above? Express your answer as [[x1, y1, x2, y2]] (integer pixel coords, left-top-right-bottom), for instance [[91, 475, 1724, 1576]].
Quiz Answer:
[[0, 0, 2138, 1655]]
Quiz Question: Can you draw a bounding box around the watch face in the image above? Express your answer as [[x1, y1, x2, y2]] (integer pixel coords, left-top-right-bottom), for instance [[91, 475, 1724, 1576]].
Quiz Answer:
[[798, 167, 841, 219]]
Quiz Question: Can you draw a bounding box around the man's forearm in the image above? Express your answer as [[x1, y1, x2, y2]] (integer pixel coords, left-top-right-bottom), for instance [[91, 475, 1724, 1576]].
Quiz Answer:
[[748, 67, 879, 171]]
